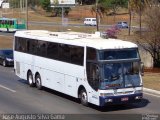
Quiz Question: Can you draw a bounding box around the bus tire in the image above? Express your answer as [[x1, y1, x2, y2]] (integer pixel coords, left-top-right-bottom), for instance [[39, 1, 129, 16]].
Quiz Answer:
[[79, 89, 88, 106], [35, 74, 42, 90], [27, 72, 35, 87]]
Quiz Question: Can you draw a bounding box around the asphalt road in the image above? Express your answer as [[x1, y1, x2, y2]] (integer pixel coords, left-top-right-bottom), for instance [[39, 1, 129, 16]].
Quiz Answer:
[[0, 32, 14, 37], [29, 21, 113, 28], [0, 66, 160, 120], [29, 21, 141, 30]]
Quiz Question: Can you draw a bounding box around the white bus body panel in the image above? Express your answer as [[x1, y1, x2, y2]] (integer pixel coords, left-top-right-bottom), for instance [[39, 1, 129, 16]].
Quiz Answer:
[[14, 51, 86, 98]]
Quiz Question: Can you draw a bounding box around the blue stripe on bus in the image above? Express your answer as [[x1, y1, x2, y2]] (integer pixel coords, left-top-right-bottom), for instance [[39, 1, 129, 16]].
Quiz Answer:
[[99, 93, 143, 106]]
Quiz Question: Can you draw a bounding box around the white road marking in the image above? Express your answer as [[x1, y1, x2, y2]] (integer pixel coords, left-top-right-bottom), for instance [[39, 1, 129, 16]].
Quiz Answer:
[[144, 92, 160, 98], [0, 84, 16, 93]]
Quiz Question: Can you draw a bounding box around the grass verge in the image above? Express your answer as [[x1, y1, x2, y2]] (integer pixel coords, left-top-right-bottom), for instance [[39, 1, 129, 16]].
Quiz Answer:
[[143, 72, 160, 91], [0, 36, 13, 49]]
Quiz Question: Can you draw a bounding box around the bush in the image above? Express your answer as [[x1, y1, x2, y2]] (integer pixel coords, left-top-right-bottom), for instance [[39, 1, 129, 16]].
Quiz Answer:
[[104, 26, 120, 39]]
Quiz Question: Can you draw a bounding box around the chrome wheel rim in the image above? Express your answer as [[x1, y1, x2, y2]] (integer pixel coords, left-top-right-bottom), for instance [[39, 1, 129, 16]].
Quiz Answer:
[[28, 75, 33, 85], [81, 91, 87, 103], [36, 77, 40, 86], [3, 61, 6, 66]]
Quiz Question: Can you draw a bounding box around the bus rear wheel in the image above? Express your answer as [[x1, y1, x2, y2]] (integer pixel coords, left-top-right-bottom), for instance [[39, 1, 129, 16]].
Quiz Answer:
[[2, 60, 6, 67], [79, 89, 88, 106], [35, 74, 42, 90], [27, 72, 35, 87]]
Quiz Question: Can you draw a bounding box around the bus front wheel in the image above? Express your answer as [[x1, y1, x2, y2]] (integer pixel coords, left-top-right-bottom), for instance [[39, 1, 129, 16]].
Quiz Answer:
[[35, 74, 42, 90], [79, 89, 88, 106], [27, 72, 35, 87]]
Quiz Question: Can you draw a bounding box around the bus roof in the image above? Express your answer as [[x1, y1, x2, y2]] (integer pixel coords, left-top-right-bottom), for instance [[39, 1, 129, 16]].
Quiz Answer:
[[0, 17, 23, 21], [15, 30, 138, 50]]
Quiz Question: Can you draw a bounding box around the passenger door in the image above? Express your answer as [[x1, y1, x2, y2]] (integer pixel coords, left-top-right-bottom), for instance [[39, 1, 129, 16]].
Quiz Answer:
[[86, 63, 100, 91]]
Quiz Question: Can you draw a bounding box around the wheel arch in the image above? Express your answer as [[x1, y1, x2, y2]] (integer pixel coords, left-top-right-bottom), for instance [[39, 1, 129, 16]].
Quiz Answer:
[[27, 69, 32, 74], [27, 69, 32, 79], [34, 72, 40, 80], [78, 85, 86, 98]]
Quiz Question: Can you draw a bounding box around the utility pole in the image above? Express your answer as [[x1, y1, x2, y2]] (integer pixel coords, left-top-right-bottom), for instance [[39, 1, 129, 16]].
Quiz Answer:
[[140, 0, 144, 38], [96, 0, 99, 31], [25, 0, 28, 29], [20, 0, 22, 11], [140, 0, 142, 38], [128, 0, 131, 35], [61, 7, 64, 31]]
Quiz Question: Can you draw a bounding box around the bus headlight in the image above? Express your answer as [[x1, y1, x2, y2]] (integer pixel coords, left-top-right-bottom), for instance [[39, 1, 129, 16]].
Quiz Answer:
[[100, 93, 114, 97], [105, 99, 113, 103], [6, 58, 13, 61], [135, 90, 143, 94], [135, 96, 142, 100]]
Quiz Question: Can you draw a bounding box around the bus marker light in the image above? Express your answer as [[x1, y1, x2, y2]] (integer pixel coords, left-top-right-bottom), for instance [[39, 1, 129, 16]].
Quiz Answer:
[[135, 96, 142, 100], [105, 99, 113, 103]]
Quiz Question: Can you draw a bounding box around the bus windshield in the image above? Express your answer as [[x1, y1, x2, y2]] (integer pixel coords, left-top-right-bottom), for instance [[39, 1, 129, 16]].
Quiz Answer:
[[99, 62, 141, 90], [97, 49, 141, 90]]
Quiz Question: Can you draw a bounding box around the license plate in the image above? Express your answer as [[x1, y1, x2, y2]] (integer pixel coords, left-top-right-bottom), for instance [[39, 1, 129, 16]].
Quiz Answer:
[[121, 97, 128, 101]]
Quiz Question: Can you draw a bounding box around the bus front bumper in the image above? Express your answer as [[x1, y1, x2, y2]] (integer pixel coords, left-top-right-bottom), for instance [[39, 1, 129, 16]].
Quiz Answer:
[[99, 93, 143, 106]]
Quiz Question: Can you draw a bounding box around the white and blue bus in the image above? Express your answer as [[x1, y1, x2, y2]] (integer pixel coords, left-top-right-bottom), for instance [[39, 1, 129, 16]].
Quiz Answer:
[[14, 30, 143, 107]]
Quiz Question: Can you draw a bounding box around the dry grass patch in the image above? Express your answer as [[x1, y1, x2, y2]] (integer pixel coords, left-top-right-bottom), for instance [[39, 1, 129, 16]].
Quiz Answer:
[[29, 25, 99, 33], [0, 36, 13, 49], [143, 73, 160, 91]]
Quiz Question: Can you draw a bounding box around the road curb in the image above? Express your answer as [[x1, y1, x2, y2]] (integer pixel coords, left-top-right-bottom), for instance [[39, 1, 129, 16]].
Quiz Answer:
[[143, 88, 160, 96]]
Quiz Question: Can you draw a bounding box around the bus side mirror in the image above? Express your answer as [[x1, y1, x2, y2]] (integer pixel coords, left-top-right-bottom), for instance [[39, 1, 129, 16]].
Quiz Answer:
[[140, 62, 144, 76]]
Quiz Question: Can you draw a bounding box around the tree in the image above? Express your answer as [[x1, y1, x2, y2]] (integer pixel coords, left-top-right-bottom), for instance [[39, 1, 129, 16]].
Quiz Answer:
[[28, 0, 41, 7], [76, 0, 95, 5], [52, 7, 71, 17], [99, 0, 128, 15], [40, 0, 71, 17], [10, 0, 19, 8], [40, 0, 51, 12], [91, 3, 109, 18], [129, 0, 147, 37], [91, 0, 128, 22], [137, 6, 160, 67]]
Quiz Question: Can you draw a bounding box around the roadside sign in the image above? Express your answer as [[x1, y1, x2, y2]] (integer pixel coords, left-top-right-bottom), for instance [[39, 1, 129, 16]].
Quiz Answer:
[[2, 3, 9, 8], [50, 0, 75, 7]]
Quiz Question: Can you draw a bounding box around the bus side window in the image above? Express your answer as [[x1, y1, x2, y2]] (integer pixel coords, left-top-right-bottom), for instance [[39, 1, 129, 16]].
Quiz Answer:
[[9, 20, 14, 26], [15, 37, 26, 52], [47, 42, 58, 59], [5, 20, 8, 25], [70, 46, 84, 66], [37, 41, 47, 57], [2, 20, 4, 25], [59, 44, 70, 63], [87, 47, 97, 60], [26, 39, 37, 55]]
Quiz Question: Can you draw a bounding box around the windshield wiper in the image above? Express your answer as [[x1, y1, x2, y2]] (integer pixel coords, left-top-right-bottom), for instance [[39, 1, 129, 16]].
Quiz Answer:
[[111, 75, 120, 81]]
